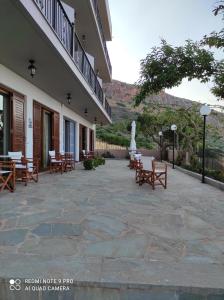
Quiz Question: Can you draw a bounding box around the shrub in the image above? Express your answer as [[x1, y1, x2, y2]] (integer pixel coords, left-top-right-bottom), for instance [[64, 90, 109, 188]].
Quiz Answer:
[[83, 159, 95, 170]]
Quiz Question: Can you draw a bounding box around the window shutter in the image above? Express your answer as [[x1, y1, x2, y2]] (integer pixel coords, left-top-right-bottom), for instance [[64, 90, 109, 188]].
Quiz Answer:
[[53, 112, 60, 152], [33, 101, 42, 160], [12, 93, 25, 154]]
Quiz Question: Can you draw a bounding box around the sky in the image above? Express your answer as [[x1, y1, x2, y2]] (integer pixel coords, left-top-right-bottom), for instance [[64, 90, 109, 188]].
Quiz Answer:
[[107, 0, 224, 107]]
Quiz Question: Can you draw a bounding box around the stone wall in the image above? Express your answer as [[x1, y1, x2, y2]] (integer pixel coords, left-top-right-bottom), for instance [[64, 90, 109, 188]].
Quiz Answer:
[[95, 148, 160, 159]]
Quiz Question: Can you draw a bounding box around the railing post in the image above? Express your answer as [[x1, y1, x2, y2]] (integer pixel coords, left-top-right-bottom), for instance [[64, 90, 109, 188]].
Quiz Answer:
[[52, 0, 56, 30], [71, 22, 74, 57]]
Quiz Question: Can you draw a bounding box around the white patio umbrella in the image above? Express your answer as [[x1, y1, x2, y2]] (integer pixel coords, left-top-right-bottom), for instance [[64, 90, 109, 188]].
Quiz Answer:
[[129, 120, 137, 152]]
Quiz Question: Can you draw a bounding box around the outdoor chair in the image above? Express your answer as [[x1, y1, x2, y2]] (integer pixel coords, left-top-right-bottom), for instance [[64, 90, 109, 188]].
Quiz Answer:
[[49, 150, 64, 174], [8, 152, 39, 186], [152, 161, 167, 190], [81, 150, 94, 160], [137, 157, 155, 188], [135, 160, 143, 183], [0, 161, 16, 192], [138, 169, 153, 187], [60, 152, 75, 171]]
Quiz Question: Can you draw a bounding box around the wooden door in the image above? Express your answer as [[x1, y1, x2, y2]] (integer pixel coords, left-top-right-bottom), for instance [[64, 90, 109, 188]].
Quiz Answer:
[[12, 93, 25, 154], [33, 101, 42, 160], [89, 129, 94, 152], [53, 112, 60, 153]]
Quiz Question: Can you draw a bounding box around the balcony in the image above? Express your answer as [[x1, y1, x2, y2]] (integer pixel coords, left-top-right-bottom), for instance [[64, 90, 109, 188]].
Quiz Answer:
[[91, 0, 112, 75], [33, 0, 111, 120]]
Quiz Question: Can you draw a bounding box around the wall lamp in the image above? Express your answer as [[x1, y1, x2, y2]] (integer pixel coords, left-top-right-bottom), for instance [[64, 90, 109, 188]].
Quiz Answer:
[[28, 60, 36, 78], [67, 93, 72, 105]]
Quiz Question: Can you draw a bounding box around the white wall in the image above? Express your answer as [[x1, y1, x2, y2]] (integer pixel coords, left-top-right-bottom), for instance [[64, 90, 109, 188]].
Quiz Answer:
[[0, 64, 94, 160]]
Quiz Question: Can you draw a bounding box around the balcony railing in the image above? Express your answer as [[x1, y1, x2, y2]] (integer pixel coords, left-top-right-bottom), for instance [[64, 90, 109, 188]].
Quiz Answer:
[[92, 0, 112, 75], [33, 0, 111, 118], [105, 98, 111, 118]]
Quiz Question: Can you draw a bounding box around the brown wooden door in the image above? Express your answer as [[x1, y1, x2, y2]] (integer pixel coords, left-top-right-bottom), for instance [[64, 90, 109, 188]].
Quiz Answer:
[[33, 101, 42, 160], [12, 93, 25, 154], [53, 112, 60, 153], [89, 129, 94, 152]]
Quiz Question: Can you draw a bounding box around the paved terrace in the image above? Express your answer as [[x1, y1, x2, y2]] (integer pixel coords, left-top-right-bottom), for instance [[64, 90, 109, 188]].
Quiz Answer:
[[0, 158, 224, 295]]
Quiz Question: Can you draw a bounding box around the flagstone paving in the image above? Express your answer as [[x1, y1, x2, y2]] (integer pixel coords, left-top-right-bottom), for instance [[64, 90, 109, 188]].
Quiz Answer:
[[0, 159, 224, 289]]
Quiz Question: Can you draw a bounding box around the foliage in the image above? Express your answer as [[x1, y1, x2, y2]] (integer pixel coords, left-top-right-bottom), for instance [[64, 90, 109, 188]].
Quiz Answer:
[[134, 3, 224, 105], [83, 159, 95, 170], [182, 164, 224, 183], [136, 104, 211, 154], [94, 156, 106, 166], [96, 120, 153, 150], [83, 157, 106, 170]]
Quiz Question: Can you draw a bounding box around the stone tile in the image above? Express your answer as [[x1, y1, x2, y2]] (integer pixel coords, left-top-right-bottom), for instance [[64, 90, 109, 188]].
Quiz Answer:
[[120, 289, 177, 300], [74, 287, 120, 300], [0, 159, 224, 290], [84, 236, 148, 258], [0, 229, 27, 246], [32, 223, 82, 237], [179, 293, 205, 300]]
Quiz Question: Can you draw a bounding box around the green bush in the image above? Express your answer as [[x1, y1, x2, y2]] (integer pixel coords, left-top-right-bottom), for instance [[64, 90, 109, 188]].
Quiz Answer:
[[83, 159, 95, 170], [94, 156, 106, 165]]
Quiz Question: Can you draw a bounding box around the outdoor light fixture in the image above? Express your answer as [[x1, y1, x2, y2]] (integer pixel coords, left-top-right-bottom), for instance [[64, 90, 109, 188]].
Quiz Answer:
[[171, 124, 177, 169], [67, 93, 71, 105], [200, 105, 211, 183], [94, 117, 97, 124], [159, 131, 163, 162], [84, 108, 88, 116], [28, 60, 36, 78]]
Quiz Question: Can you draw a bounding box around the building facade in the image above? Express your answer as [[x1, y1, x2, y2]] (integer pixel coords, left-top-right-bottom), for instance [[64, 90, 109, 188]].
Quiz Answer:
[[0, 0, 112, 166]]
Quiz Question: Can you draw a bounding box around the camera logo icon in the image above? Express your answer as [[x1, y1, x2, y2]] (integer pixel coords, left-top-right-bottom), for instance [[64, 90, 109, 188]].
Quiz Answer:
[[9, 279, 21, 291]]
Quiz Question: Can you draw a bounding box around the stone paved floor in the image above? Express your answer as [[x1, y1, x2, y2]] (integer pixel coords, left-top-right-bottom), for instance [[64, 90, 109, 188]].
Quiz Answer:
[[0, 159, 224, 289]]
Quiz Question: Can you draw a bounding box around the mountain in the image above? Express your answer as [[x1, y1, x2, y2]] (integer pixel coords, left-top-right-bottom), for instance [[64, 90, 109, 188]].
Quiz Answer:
[[103, 80, 224, 132]]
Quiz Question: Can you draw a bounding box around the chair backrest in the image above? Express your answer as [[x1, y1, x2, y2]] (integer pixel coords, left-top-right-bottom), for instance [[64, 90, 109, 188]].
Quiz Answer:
[[49, 150, 56, 159], [152, 161, 167, 173], [149, 156, 155, 171], [8, 151, 23, 160]]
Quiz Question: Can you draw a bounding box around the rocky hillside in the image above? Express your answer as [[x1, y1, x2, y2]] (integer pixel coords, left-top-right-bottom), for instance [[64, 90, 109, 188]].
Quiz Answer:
[[103, 80, 224, 132]]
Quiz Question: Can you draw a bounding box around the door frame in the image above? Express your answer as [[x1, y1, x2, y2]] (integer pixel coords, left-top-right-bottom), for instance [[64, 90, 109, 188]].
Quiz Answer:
[[33, 100, 59, 168], [63, 116, 76, 154], [0, 84, 25, 155]]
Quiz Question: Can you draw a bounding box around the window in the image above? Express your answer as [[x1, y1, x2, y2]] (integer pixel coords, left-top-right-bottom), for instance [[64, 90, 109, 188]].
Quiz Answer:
[[0, 92, 10, 155]]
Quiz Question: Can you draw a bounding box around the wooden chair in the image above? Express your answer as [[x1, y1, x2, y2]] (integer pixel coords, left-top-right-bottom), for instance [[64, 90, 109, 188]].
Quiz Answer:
[[61, 152, 75, 171], [152, 161, 167, 190], [8, 152, 39, 186], [138, 169, 153, 187], [135, 160, 143, 183], [49, 150, 64, 174], [0, 161, 16, 192], [137, 157, 154, 188]]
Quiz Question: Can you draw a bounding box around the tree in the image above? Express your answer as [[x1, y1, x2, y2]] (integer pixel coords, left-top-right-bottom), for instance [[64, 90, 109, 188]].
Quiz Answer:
[[135, 3, 224, 105], [137, 104, 214, 160]]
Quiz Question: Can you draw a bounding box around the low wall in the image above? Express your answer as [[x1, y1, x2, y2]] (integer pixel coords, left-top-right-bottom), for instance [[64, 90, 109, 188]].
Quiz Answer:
[[95, 149, 160, 159]]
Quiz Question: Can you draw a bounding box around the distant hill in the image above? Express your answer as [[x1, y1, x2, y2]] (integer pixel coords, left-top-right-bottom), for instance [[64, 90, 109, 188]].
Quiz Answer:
[[103, 79, 224, 133]]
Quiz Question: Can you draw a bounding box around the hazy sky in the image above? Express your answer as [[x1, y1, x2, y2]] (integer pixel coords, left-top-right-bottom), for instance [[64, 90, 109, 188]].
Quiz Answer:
[[107, 0, 223, 106]]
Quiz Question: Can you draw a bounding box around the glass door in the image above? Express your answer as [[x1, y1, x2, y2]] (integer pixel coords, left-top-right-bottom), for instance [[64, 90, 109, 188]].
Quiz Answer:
[[0, 92, 10, 155], [42, 110, 52, 168]]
